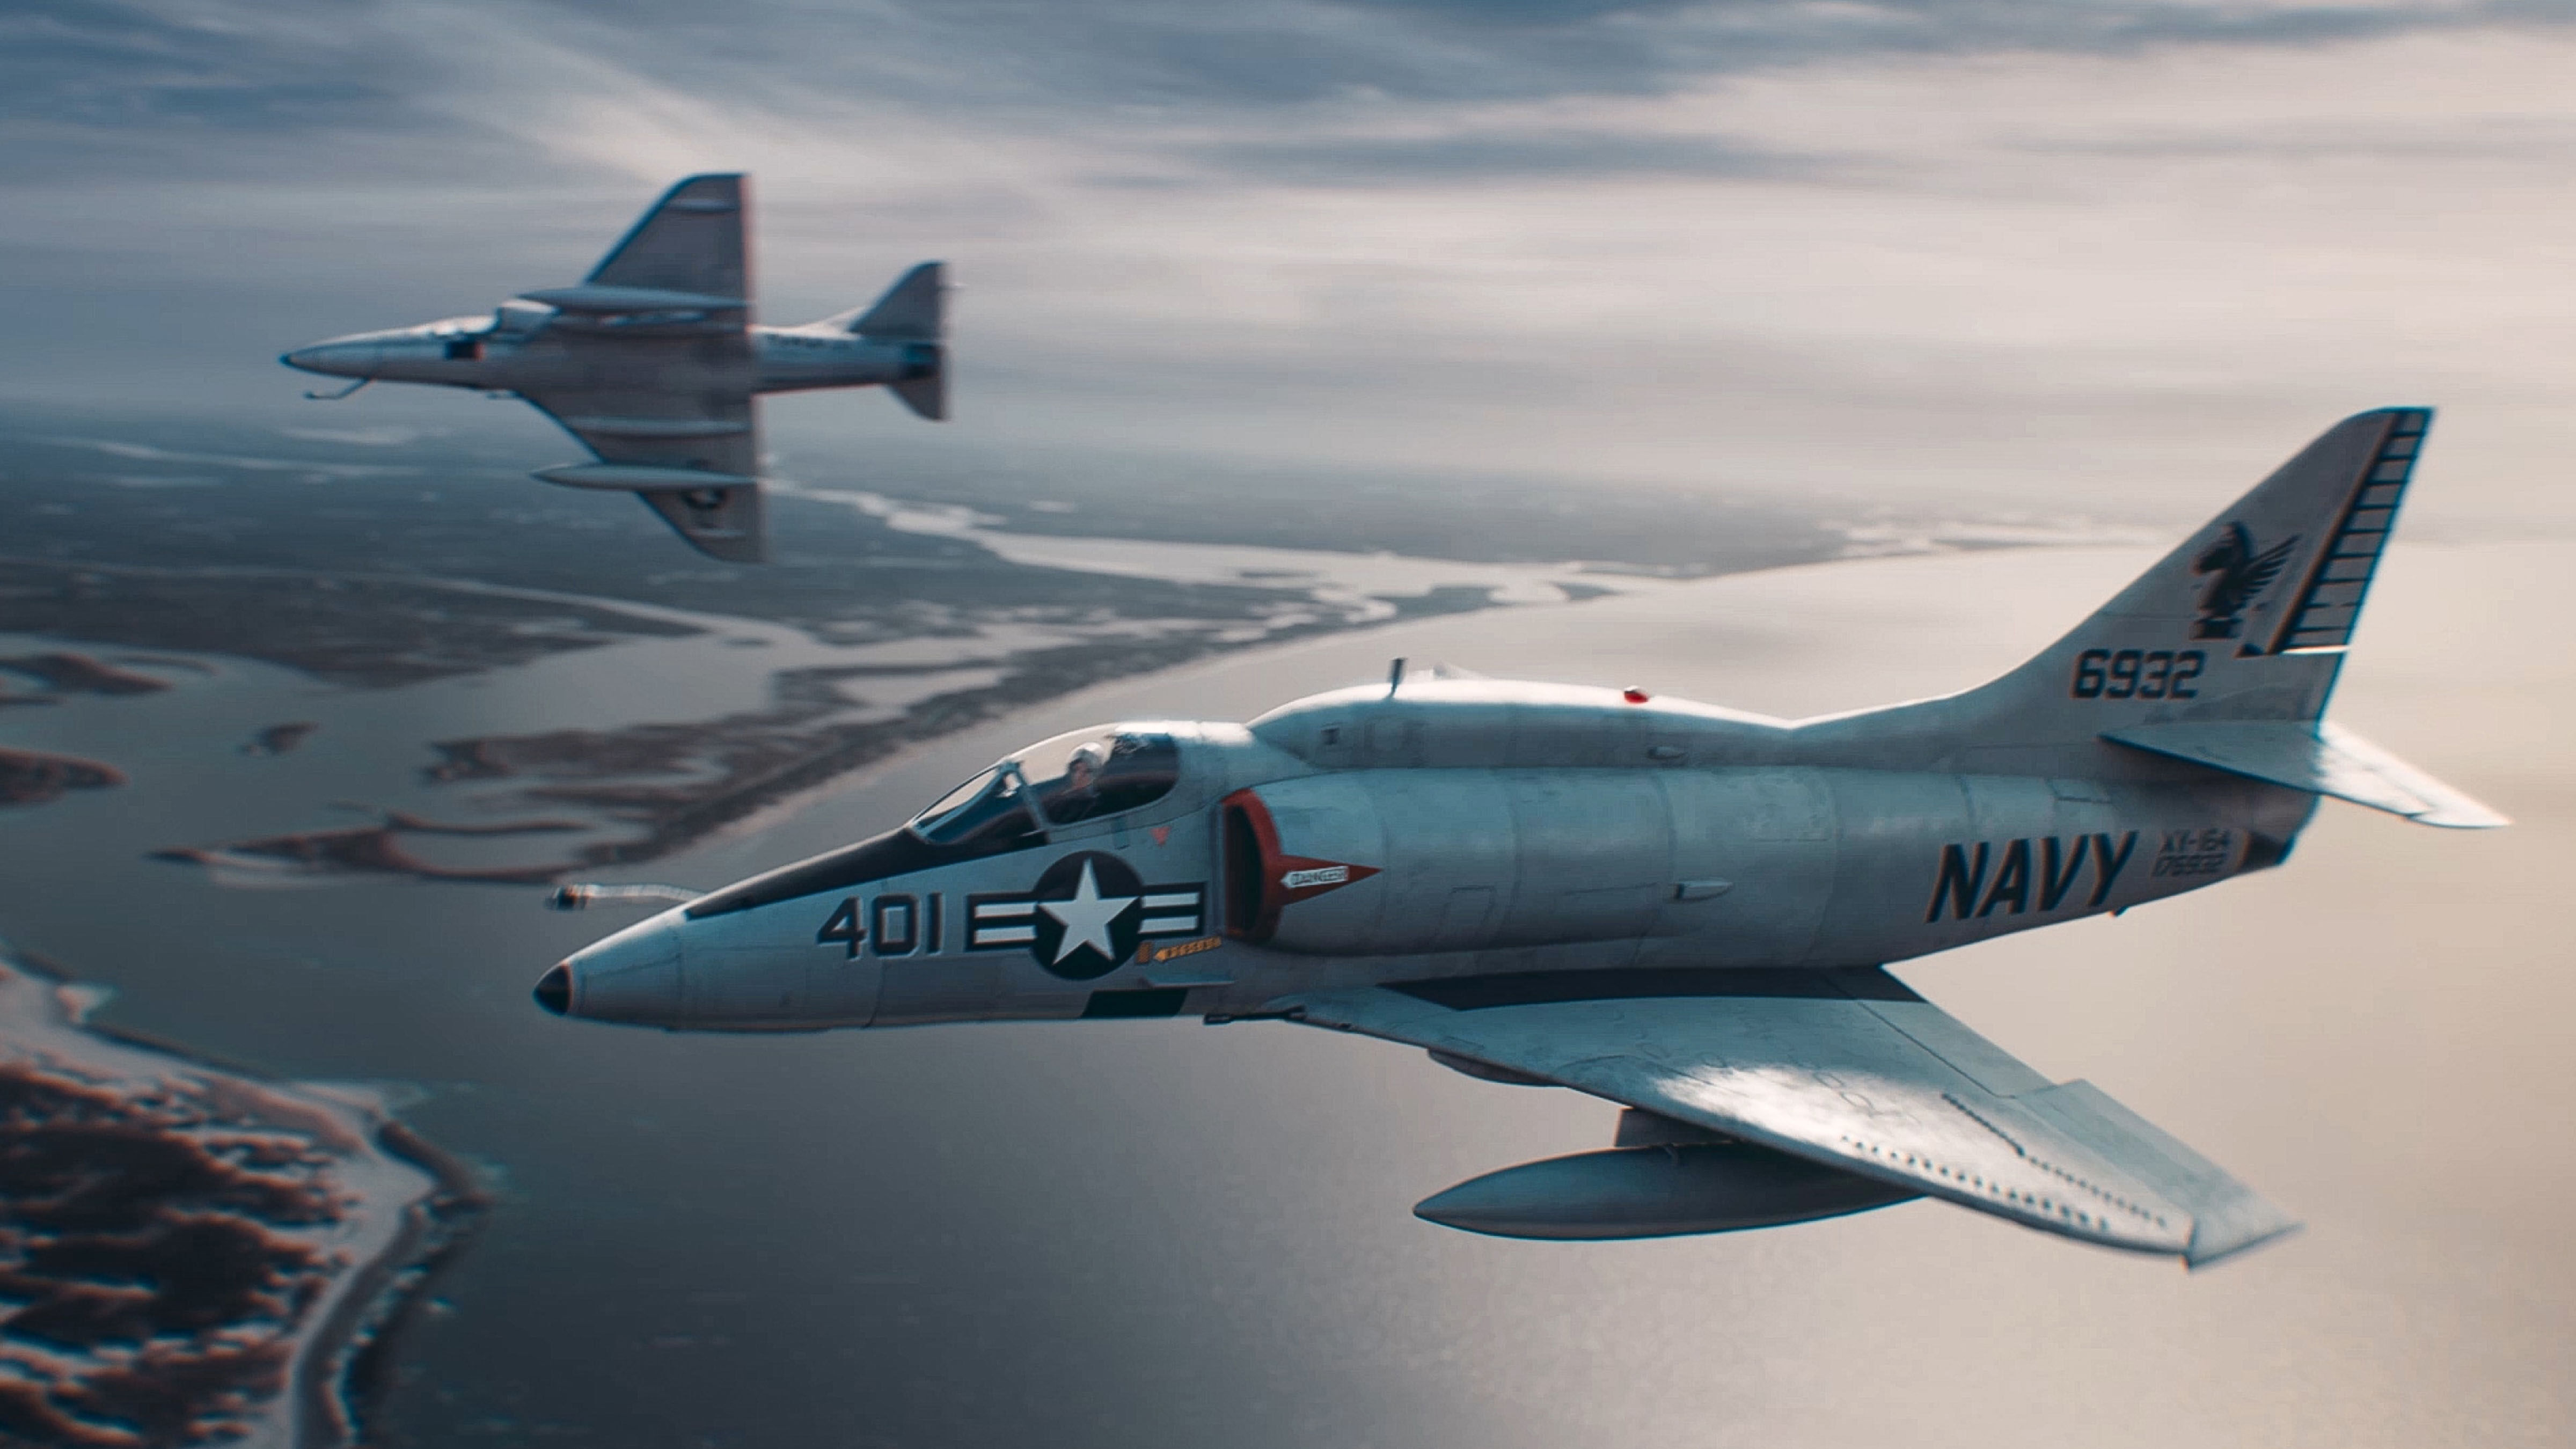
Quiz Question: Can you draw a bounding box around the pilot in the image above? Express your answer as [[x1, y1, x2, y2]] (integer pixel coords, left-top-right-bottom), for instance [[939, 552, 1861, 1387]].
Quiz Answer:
[[1063, 742, 1108, 801]]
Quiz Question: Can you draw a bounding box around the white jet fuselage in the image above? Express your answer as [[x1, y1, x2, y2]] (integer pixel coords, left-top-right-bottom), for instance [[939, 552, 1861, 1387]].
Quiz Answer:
[[284, 314, 935, 398], [537, 408, 2504, 1264], [549, 680, 2315, 1033]]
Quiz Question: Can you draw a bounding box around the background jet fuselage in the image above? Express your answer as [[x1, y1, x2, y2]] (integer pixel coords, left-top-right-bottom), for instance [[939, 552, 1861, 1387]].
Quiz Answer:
[[283, 312, 934, 399], [278, 174, 945, 561]]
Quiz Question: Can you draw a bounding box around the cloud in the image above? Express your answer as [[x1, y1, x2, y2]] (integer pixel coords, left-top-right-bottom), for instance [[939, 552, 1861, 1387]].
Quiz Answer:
[[0, 1, 472, 181], [5, 0, 2563, 195], [1197, 129, 1853, 184], [531, 0, 2564, 108], [8, 0, 2576, 534]]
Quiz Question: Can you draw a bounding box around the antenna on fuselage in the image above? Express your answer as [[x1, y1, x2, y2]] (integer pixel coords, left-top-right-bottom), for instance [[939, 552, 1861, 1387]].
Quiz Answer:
[[301, 377, 371, 401], [1387, 657, 1406, 696]]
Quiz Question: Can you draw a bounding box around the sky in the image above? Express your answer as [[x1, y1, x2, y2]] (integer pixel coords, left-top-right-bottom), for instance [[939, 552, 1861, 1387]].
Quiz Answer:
[[4, 12, 2572, 1441], [8, 0, 2576, 530]]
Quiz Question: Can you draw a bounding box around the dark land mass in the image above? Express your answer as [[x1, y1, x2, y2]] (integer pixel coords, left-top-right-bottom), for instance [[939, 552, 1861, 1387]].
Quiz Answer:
[[0, 1056, 332, 1446], [177, 609, 1415, 883], [0, 406, 1856, 877], [154, 813, 589, 885], [0, 747, 124, 806], [0, 949, 486, 1449], [474, 630, 1351, 870], [0, 560, 700, 688], [466, 591, 1497, 859], [0, 651, 172, 695], [0, 412, 1320, 655], [243, 721, 321, 756]]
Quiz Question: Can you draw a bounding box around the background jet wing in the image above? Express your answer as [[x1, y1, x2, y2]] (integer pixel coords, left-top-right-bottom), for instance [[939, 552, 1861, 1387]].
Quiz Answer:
[[1276, 968, 2297, 1267], [519, 388, 764, 563], [586, 173, 748, 304]]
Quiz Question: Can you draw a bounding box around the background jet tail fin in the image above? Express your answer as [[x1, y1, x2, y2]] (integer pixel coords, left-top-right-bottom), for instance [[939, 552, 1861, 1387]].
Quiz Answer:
[[841, 261, 945, 340], [812, 262, 947, 420], [888, 372, 945, 422]]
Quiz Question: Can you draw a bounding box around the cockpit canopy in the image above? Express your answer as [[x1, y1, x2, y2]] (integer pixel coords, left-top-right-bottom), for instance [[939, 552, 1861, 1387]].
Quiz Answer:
[[683, 726, 1184, 920], [493, 299, 554, 334], [420, 302, 552, 340], [910, 727, 1180, 848]]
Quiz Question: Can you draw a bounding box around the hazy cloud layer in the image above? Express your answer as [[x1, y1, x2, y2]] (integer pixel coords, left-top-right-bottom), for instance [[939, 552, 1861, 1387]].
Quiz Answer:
[[9, 0, 2576, 529], [14, 0, 2550, 134]]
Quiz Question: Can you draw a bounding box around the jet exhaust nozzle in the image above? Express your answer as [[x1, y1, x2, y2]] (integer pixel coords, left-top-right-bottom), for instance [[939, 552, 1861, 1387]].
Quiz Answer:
[[1415, 1141, 1920, 1241]]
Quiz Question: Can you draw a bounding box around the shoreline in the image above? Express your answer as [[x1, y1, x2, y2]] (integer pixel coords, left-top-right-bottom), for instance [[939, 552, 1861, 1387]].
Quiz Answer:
[[296, 1117, 490, 1449], [0, 945, 488, 1448], [18, 533, 2100, 890]]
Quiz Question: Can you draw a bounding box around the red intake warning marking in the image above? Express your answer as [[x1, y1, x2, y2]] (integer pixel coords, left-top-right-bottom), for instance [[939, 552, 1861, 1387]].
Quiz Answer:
[[1276, 856, 1379, 903]]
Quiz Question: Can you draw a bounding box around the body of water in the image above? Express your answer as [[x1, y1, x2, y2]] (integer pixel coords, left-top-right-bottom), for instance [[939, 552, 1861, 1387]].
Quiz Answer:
[[0, 539, 2562, 1447]]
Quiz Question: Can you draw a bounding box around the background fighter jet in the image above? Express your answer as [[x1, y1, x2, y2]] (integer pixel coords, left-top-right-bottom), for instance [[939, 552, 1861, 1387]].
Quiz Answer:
[[281, 174, 946, 562], [537, 408, 2500, 1268]]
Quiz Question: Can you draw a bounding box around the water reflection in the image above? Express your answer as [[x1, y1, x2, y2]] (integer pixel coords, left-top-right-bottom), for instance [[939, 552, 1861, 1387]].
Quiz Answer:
[[0, 542, 2563, 1447]]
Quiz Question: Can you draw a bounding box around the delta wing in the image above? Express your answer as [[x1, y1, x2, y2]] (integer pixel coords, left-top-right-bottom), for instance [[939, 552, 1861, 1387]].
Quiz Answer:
[[1278, 969, 2297, 1266]]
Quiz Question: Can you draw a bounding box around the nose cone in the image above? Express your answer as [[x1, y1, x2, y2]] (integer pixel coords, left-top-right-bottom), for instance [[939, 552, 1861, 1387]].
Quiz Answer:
[[539, 913, 683, 1027], [280, 335, 383, 378], [532, 963, 572, 1015]]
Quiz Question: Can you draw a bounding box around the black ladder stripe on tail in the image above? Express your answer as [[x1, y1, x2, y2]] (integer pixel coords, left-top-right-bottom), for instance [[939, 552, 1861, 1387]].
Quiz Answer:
[[2262, 408, 2429, 656]]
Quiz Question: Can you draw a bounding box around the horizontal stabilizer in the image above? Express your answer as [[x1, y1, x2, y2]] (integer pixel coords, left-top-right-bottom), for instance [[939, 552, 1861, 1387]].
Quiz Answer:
[[2104, 721, 2507, 829]]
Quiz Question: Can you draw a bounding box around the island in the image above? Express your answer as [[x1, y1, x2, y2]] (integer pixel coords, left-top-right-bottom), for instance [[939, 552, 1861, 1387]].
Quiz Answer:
[[0, 946, 484, 1448]]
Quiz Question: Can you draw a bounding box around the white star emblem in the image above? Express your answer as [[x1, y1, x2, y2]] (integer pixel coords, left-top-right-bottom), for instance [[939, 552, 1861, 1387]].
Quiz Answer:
[[1038, 859, 1138, 968]]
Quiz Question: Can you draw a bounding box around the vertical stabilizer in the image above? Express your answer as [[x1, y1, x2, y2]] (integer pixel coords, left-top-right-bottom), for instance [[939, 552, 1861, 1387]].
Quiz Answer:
[[819, 262, 948, 420], [1872, 409, 2432, 753], [845, 261, 944, 340]]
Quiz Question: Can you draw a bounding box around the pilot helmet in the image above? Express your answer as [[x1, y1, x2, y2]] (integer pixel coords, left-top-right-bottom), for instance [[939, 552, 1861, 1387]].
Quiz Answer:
[[1066, 742, 1111, 784]]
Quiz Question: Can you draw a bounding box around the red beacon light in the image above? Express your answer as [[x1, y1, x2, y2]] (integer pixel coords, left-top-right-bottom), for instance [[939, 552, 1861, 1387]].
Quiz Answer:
[[1622, 687, 1650, 704]]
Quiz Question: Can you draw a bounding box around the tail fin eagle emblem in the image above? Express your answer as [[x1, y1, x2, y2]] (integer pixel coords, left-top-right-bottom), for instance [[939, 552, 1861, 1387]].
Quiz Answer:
[[2191, 523, 2300, 641]]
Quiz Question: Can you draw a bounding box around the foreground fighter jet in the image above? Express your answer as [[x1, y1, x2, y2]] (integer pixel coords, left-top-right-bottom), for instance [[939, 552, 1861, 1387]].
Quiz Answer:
[[282, 173, 945, 562], [539, 408, 2500, 1266]]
